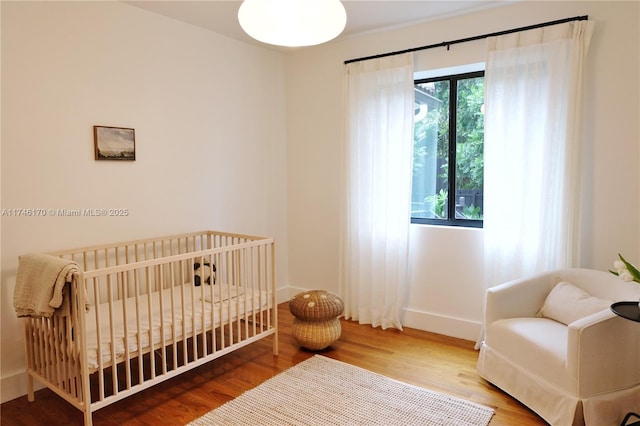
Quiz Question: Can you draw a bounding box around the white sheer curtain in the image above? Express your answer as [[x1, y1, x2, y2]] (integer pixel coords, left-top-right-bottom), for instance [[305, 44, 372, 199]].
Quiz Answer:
[[483, 21, 595, 289], [339, 53, 414, 330]]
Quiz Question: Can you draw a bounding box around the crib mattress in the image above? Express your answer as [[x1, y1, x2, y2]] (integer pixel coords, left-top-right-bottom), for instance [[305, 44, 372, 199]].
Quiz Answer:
[[83, 283, 269, 371]]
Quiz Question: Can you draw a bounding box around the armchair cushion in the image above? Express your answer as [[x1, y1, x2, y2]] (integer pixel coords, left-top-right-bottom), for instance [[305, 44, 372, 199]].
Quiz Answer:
[[538, 281, 611, 325], [488, 317, 570, 386]]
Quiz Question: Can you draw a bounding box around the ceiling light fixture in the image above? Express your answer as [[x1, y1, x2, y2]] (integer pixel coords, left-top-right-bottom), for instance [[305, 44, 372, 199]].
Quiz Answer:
[[238, 0, 347, 47]]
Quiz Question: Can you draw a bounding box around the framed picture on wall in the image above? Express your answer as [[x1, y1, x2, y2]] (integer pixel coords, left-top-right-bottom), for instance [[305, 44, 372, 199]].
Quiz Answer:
[[93, 125, 136, 161]]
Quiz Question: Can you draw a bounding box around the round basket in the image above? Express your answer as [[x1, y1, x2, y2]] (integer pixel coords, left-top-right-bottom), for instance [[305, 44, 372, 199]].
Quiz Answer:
[[292, 317, 342, 350], [289, 290, 344, 321]]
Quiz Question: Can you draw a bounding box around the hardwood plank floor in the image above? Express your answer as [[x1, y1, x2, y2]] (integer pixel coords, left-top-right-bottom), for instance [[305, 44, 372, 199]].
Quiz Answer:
[[0, 302, 547, 425]]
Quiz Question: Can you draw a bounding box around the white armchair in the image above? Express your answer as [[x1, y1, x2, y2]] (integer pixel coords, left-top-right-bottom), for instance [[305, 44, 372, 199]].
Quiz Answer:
[[477, 268, 640, 426]]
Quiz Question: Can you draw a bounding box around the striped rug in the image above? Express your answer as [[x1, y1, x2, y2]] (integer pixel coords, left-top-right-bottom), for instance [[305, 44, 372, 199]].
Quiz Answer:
[[189, 355, 494, 426]]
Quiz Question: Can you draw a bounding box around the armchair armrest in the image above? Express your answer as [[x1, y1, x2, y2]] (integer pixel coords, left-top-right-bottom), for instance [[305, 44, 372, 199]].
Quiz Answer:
[[568, 310, 640, 396], [485, 273, 554, 324]]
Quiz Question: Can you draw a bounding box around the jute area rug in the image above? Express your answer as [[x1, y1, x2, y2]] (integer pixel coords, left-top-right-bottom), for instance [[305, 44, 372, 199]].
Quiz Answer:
[[189, 355, 494, 426]]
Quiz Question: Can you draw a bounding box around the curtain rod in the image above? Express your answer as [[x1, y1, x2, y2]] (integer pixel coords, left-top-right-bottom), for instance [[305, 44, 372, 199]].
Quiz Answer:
[[344, 15, 588, 65]]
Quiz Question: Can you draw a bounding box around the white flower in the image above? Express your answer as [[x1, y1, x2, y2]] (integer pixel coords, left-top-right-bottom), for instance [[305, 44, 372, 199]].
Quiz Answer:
[[610, 254, 640, 284], [619, 270, 634, 282], [614, 260, 627, 273]]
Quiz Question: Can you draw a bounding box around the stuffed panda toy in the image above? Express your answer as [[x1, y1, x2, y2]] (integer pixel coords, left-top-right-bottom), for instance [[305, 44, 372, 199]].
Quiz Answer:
[[194, 258, 216, 286]]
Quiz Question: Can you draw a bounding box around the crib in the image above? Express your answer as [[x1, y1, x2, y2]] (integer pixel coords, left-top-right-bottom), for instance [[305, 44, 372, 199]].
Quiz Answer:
[[20, 230, 278, 426]]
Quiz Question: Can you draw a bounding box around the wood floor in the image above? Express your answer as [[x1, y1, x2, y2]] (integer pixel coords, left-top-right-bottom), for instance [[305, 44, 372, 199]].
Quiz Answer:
[[0, 302, 547, 426]]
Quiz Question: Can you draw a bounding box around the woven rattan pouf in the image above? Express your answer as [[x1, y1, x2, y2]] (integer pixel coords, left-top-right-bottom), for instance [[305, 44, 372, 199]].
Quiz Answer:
[[289, 290, 344, 350]]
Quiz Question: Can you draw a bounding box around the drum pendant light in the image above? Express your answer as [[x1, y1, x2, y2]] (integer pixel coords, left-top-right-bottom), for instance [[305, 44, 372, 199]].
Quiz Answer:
[[238, 0, 347, 47]]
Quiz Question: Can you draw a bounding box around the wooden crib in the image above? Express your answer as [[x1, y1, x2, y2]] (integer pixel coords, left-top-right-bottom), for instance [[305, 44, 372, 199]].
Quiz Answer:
[[21, 230, 278, 426]]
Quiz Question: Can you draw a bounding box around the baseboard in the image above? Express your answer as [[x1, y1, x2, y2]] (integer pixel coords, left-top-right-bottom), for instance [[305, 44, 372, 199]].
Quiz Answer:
[[1, 370, 42, 404], [280, 286, 480, 342], [278, 286, 309, 302], [276, 286, 301, 304], [401, 307, 481, 342]]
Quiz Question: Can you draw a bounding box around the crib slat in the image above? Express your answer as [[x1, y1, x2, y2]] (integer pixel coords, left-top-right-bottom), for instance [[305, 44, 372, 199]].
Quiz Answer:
[[168, 260, 178, 371], [120, 271, 132, 391], [145, 266, 156, 380], [157, 264, 167, 375], [189, 263, 198, 361], [24, 321, 35, 402], [198, 258, 207, 359], [133, 269, 143, 386], [107, 275, 118, 397]]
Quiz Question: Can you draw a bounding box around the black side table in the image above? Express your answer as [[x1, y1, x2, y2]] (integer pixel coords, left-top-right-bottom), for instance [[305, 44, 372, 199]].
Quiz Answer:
[[610, 302, 640, 426], [611, 301, 640, 323]]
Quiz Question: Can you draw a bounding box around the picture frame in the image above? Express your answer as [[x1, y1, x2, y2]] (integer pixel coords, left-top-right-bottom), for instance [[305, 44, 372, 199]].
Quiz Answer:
[[94, 125, 136, 161]]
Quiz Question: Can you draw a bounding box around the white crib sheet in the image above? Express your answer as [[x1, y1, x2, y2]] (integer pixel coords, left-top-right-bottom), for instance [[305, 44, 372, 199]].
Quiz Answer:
[[83, 283, 269, 370]]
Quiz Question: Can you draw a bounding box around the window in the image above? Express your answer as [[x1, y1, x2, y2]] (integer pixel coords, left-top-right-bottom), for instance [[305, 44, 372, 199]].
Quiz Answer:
[[411, 70, 485, 228]]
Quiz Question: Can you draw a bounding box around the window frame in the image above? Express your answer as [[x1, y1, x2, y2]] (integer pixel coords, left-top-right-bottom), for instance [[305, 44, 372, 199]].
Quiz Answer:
[[411, 70, 485, 229]]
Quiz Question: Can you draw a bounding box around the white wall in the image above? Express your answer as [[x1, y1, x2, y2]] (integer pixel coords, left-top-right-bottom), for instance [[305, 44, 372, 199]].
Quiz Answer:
[[0, 1, 288, 402], [285, 1, 640, 339]]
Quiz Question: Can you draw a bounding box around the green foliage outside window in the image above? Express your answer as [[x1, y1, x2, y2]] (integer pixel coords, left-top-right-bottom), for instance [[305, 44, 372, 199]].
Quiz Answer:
[[412, 72, 484, 225], [455, 77, 484, 191]]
